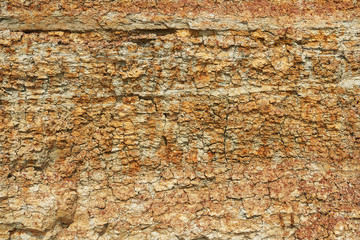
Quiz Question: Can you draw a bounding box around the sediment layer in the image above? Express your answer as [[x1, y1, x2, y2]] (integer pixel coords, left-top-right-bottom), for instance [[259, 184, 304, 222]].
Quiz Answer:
[[1, 1, 360, 239]]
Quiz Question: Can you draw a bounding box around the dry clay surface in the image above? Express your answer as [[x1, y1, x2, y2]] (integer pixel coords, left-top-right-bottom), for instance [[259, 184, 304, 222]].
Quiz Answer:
[[1, 1, 360, 239]]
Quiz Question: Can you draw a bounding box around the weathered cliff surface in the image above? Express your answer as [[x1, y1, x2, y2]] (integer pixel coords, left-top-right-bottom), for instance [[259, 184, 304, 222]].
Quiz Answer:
[[0, 1, 360, 239]]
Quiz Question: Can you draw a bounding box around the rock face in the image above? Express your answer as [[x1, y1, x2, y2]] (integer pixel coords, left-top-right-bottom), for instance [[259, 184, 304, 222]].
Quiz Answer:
[[0, 1, 360, 239]]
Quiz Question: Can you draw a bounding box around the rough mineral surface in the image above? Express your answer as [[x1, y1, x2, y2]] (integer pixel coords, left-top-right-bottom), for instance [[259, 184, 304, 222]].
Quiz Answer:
[[1, 1, 360, 239]]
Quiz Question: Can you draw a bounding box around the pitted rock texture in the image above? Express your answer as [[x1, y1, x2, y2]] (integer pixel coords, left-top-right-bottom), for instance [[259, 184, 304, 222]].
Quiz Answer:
[[1, 1, 360, 239]]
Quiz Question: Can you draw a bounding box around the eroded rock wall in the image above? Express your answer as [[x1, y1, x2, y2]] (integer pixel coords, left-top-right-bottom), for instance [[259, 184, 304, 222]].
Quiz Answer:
[[1, 1, 360, 239]]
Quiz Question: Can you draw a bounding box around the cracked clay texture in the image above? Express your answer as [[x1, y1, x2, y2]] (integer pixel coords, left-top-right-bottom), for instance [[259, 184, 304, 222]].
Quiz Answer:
[[1, 0, 360, 239]]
